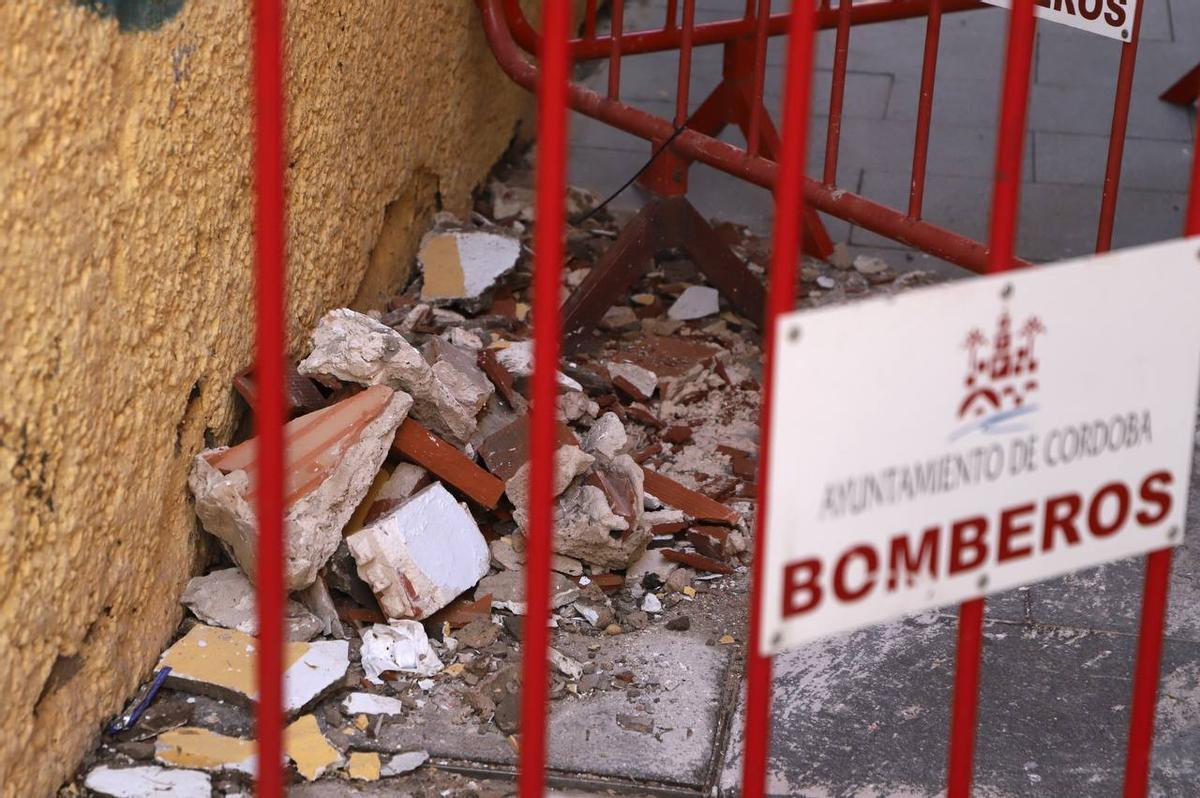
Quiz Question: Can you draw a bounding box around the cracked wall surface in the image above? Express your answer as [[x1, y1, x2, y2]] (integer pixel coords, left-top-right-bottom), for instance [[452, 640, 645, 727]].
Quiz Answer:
[[0, 2, 538, 794]]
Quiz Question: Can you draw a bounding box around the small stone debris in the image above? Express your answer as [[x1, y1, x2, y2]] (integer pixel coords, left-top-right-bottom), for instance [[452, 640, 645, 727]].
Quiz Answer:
[[641, 593, 663, 614], [380, 750, 430, 777], [84, 765, 212, 798], [418, 227, 521, 310], [180, 568, 323, 642], [549, 647, 584, 680], [157, 625, 348, 714], [665, 616, 692, 632], [853, 254, 889, 275], [359, 620, 444, 683], [347, 482, 490, 620], [493, 340, 583, 391], [667, 285, 719, 320], [455, 617, 502, 650]]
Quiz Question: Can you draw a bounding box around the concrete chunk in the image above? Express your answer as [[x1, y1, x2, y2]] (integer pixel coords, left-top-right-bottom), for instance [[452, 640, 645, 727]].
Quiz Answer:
[[583, 412, 628, 461], [181, 568, 323, 642], [189, 385, 411, 590], [298, 308, 477, 442], [476, 570, 581, 615], [346, 483, 489, 620], [504, 444, 594, 515], [423, 337, 494, 419]]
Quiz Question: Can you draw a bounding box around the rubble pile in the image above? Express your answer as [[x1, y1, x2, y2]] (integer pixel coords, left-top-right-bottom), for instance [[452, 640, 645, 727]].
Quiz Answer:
[[76, 168, 926, 794]]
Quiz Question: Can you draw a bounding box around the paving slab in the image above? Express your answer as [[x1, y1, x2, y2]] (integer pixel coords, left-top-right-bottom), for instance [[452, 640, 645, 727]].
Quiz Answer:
[[332, 622, 735, 790], [719, 615, 1200, 797], [853, 169, 1186, 262], [1033, 131, 1195, 191]]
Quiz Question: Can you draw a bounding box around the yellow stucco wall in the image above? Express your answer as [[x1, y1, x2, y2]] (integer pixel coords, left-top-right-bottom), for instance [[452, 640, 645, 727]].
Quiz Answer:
[[0, 2, 537, 794]]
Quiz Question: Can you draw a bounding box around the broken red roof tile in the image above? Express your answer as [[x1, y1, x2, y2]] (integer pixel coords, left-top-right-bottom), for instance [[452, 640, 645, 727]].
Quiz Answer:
[[233, 362, 329, 417], [392, 418, 504, 509], [641, 467, 741, 526]]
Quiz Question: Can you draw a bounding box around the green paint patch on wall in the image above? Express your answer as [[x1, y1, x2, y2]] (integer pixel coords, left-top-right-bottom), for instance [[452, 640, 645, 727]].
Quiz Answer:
[[78, 0, 184, 31]]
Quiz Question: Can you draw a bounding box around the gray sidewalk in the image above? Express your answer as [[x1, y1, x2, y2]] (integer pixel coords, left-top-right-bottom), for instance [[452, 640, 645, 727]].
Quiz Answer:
[[567, 3, 1200, 796], [569, 0, 1196, 270]]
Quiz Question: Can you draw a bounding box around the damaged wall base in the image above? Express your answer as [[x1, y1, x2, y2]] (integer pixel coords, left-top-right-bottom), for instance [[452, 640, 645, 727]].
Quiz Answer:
[[0, 2, 545, 795]]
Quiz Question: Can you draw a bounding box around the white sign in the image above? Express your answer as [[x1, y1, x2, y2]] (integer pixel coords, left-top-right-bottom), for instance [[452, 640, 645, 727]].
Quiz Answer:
[[760, 237, 1200, 655], [980, 0, 1138, 41]]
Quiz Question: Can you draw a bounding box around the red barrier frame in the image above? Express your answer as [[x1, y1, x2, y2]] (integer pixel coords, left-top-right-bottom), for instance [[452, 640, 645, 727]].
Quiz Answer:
[[245, 1, 1198, 796]]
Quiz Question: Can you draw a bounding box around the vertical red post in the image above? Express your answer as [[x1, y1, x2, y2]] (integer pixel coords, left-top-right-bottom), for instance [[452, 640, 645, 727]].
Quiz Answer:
[[1095, 0, 1144, 253], [518, 1, 569, 796], [675, 0, 697, 128], [742, 2, 816, 797], [946, 4, 1035, 797], [608, 0, 625, 100], [908, 0, 942, 219], [822, 0, 853, 185], [1122, 113, 1200, 798], [250, 0, 287, 796]]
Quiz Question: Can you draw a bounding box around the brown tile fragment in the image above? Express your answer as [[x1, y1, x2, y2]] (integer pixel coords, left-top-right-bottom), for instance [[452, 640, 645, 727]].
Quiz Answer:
[[625, 404, 664, 429], [631, 443, 663, 464], [662, 425, 693, 444], [612, 374, 652, 403], [427, 594, 493, 629], [479, 349, 528, 412], [661, 549, 735, 574], [476, 415, 578, 482], [392, 418, 505, 508], [586, 573, 625, 592]]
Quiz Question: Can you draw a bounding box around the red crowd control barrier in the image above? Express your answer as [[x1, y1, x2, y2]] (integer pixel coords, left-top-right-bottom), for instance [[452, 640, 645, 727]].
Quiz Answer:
[[244, 1, 1196, 796]]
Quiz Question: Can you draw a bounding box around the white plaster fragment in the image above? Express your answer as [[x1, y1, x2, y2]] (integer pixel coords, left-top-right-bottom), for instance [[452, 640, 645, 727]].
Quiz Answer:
[[84, 765, 211, 798], [346, 483, 490, 620], [341, 692, 407, 716], [360, 621, 443, 683], [181, 568, 322, 641], [667, 285, 720, 320]]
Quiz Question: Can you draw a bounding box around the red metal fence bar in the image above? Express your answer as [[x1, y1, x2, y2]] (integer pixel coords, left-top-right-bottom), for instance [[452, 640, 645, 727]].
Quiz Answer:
[[947, 4, 1036, 795], [518, 1, 571, 796], [250, 0, 287, 794], [1123, 109, 1200, 798], [742, 2, 817, 796]]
